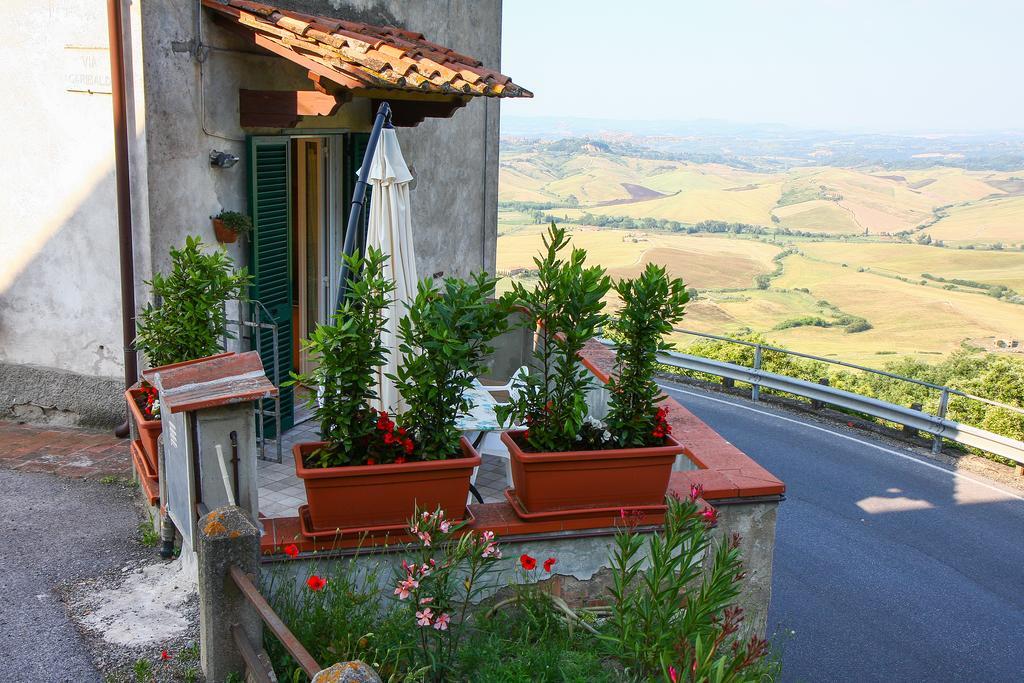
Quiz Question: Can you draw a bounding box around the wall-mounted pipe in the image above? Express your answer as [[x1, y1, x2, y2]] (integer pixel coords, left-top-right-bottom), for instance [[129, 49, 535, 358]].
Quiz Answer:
[[107, 0, 138, 438]]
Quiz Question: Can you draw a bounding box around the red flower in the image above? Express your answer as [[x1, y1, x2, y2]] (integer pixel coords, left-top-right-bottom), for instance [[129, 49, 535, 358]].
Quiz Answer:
[[395, 456, 407, 464], [365, 457, 376, 466], [700, 506, 718, 526], [306, 575, 327, 592], [283, 543, 299, 559], [383, 432, 396, 445], [377, 413, 392, 431], [543, 557, 557, 572], [689, 483, 704, 501], [403, 438, 414, 454], [847, 421, 855, 427], [398, 427, 407, 436], [519, 554, 537, 571], [161, 650, 172, 661]]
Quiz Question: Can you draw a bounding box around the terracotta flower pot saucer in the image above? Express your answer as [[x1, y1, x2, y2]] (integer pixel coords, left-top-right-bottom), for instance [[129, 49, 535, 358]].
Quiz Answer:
[[504, 488, 666, 523], [298, 504, 476, 540]]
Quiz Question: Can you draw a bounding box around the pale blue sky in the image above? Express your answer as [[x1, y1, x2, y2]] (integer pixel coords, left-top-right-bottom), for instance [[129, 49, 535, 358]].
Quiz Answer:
[[500, 0, 1024, 133]]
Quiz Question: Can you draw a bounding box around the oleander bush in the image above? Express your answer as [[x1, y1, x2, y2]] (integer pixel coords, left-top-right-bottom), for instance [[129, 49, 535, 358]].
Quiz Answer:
[[263, 497, 778, 682]]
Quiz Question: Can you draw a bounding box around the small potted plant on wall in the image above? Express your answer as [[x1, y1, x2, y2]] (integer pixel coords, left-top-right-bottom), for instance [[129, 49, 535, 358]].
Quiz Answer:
[[497, 224, 690, 516], [290, 248, 510, 532], [129, 235, 251, 467], [211, 210, 252, 244]]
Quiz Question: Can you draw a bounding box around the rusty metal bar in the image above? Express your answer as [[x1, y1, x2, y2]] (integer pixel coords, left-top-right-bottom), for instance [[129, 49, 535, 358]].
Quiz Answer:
[[228, 565, 320, 677], [231, 623, 274, 683]]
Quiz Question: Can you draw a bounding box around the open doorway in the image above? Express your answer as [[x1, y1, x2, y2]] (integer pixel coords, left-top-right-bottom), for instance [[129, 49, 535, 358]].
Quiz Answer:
[[248, 132, 368, 435], [292, 136, 328, 378]]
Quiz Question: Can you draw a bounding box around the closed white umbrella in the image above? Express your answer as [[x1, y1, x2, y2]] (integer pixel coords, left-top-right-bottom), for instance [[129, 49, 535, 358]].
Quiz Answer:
[[364, 127, 416, 414]]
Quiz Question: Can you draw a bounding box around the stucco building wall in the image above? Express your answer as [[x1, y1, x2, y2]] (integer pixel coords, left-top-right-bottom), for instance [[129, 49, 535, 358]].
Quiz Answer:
[[0, 0, 504, 426]]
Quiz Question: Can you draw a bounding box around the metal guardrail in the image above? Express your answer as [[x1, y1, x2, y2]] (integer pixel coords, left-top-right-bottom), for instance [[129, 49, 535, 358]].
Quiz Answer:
[[598, 330, 1024, 466]]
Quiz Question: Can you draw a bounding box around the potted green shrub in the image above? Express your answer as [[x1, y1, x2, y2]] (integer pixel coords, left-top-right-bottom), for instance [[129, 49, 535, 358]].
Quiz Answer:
[[498, 224, 689, 515], [129, 235, 251, 466], [290, 249, 510, 531], [211, 210, 252, 244]]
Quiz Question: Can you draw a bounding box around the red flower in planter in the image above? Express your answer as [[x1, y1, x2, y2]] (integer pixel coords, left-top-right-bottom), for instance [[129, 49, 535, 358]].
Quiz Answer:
[[403, 438, 414, 454], [543, 557, 557, 572], [395, 456, 407, 464], [519, 553, 537, 571], [306, 575, 327, 592], [383, 432, 396, 445], [283, 544, 299, 559]]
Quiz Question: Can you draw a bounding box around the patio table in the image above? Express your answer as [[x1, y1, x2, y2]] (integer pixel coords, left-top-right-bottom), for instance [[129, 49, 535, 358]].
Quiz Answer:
[[456, 379, 507, 503]]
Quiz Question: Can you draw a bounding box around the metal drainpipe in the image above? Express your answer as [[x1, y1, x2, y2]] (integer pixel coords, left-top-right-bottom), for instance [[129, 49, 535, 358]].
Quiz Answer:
[[107, 0, 139, 438]]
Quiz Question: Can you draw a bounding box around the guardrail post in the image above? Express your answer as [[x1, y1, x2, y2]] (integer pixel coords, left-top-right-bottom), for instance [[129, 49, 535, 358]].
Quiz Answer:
[[197, 506, 262, 682], [751, 344, 763, 402], [933, 389, 950, 454]]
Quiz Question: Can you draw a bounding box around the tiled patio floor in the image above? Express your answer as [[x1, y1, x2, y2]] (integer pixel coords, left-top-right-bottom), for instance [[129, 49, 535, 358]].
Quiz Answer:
[[258, 420, 511, 518]]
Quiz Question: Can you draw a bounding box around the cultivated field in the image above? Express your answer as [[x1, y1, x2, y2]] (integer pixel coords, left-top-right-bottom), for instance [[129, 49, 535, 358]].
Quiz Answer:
[[498, 143, 1024, 366], [497, 225, 780, 291], [923, 195, 1024, 246]]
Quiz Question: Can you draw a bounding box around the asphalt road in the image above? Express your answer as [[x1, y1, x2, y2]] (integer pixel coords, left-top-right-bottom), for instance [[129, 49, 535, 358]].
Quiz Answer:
[[0, 469, 139, 683], [662, 383, 1024, 683]]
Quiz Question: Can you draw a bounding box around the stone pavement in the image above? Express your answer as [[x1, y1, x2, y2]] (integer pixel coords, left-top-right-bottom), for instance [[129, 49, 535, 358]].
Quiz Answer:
[[0, 421, 131, 479]]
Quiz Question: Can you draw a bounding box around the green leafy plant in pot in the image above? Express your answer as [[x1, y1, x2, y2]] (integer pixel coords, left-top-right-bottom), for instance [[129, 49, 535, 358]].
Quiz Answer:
[[130, 235, 251, 466], [211, 210, 252, 244], [497, 223, 689, 516], [290, 248, 509, 531]]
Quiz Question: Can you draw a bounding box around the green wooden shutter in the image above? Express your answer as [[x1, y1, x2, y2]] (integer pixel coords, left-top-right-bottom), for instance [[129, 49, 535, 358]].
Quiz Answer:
[[247, 136, 294, 436]]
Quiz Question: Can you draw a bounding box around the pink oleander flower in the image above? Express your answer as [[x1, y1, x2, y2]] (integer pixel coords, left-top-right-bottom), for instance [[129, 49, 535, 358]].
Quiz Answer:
[[433, 612, 451, 631], [701, 506, 719, 525], [669, 665, 678, 682], [690, 482, 704, 501], [481, 530, 495, 543], [394, 577, 419, 600], [416, 607, 434, 627], [439, 520, 452, 533], [417, 531, 432, 547], [482, 542, 500, 559], [419, 596, 434, 604]]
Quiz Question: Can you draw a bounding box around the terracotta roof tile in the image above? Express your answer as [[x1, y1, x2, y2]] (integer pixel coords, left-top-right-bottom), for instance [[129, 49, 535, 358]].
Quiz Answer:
[[202, 0, 531, 98]]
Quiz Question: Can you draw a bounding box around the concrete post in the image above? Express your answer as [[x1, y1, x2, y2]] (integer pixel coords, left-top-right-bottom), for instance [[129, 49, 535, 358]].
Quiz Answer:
[[197, 506, 262, 683], [904, 403, 924, 437], [706, 499, 780, 638], [312, 662, 383, 683], [810, 377, 830, 410]]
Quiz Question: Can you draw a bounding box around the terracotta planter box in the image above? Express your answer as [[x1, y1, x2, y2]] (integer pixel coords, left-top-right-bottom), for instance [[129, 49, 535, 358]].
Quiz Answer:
[[293, 437, 481, 531], [502, 430, 683, 514], [212, 218, 238, 244], [125, 387, 161, 471]]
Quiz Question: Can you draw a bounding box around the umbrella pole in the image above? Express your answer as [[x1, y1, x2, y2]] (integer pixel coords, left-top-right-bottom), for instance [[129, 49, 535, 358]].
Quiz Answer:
[[335, 101, 393, 315]]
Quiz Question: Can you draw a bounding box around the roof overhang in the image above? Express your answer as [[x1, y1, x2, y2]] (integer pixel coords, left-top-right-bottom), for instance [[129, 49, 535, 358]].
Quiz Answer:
[[202, 0, 531, 127]]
